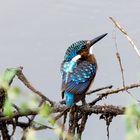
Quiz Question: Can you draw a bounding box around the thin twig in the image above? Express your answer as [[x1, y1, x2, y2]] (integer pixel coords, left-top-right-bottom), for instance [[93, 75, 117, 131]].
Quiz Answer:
[[89, 83, 140, 105], [112, 30, 125, 87], [54, 108, 69, 122], [78, 113, 88, 139], [16, 67, 54, 106], [86, 85, 113, 95], [31, 121, 53, 130], [6, 120, 53, 130], [112, 30, 140, 102], [97, 83, 140, 97], [29, 99, 45, 125], [0, 110, 38, 121], [109, 17, 140, 58]]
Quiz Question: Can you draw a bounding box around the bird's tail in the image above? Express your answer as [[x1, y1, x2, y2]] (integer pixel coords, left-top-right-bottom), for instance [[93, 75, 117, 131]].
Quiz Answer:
[[65, 92, 74, 107]]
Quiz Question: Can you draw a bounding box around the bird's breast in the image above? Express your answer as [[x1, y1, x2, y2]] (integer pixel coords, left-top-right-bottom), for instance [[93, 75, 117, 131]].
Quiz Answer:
[[86, 54, 97, 64]]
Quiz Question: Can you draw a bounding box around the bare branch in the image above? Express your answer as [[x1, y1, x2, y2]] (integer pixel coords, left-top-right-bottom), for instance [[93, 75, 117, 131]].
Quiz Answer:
[[109, 17, 140, 58], [54, 108, 69, 122], [112, 30, 125, 87], [86, 85, 113, 95], [0, 66, 139, 139], [0, 104, 125, 123], [89, 83, 140, 105], [80, 105, 125, 116], [16, 67, 54, 106]]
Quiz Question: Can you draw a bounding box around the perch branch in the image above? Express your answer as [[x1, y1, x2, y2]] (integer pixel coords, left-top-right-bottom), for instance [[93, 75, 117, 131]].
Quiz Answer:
[[80, 105, 125, 116], [0, 104, 125, 122]]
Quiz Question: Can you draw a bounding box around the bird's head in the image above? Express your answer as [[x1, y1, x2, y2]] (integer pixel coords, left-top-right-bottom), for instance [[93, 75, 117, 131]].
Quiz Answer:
[[64, 33, 107, 61]]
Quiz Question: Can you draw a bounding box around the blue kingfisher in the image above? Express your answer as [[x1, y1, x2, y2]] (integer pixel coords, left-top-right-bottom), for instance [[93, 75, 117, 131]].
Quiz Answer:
[[61, 33, 107, 107]]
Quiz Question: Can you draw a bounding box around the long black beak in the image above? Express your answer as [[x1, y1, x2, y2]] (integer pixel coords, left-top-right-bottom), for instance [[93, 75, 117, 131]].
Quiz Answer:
[[90, 33, 108, 46]]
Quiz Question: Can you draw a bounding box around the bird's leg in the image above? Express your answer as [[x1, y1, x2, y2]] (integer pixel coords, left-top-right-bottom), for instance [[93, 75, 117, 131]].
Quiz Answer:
[[81, 97, 87, 106]]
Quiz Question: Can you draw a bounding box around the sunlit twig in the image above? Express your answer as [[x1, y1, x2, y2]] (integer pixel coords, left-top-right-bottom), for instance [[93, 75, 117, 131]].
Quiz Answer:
[[110, 17, 140, 58]]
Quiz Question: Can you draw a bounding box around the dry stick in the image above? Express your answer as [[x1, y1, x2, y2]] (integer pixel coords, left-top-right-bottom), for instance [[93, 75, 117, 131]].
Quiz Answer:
[[67, 106, 86, 140], [112, 30, 125, 87], [7, 120, 52, 130], [21, 99, 45, 139], [78, 113, 88, 140], [111, 23, 140, 115], [3, 67, 140, 139], [81, 105, 125, 116], [54, 108, 69, 122], [0, 105, 125, 122], [2, 67, 138, 139], [89, 83, 140, 106], [9, 67, 63, 140], [16, 67, 53, 139], [109, 17, 140, 58], [60, 85, 113, 105], [31, 121, 53, 130], [16, 67, 54, 105], [112, 26, 140, 102], [0, 84, 138, 120], [100, 114, 113, 140], [86, 85, 113, 95], [72, 106, 78, 134], [33, 125, 53, 131], [22, 99, 45, 139], [98, 84, 140, 96], [22, 101, 47, 139], [15, 68, 71, 140], [68, 107, 75, 134], [59, 85, 113, 106], [0, 110, 38, 121], [59, 112, 67, 140], [28, 99, 45, 124]]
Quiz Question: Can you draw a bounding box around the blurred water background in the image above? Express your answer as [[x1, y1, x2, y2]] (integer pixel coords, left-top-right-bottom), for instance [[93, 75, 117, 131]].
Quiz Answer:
[[0, 0, 140, 139]]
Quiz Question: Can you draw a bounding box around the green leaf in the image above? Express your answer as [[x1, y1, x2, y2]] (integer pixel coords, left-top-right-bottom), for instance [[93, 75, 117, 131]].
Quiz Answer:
[[39, 103, 52, 118], [3, 99, 13, 117], [125, 102, 140, 139], [7, 87, 20, 101], [0, 68, 18, 88], [19, 102, 29, 114]]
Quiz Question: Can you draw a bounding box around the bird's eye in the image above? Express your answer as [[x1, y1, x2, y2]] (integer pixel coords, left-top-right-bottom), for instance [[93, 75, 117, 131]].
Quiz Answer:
[[77, 45, 86, 53]]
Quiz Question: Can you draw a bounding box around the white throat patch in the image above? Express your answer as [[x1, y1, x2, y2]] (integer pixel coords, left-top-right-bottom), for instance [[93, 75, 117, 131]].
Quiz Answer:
[[89, 46, 93, 54], [72, 54, 81, 62]]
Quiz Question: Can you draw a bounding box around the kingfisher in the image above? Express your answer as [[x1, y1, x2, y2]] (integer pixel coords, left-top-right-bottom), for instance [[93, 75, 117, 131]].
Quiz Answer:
[[61, 33, 107, 107]]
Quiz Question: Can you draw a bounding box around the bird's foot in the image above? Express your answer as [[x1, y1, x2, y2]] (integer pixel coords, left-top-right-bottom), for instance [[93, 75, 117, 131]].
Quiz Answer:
[[81, 98, 87, 106]]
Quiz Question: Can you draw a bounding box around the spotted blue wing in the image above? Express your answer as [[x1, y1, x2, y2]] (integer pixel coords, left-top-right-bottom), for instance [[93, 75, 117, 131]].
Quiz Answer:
[[65, 60, 97, 97], [61, 60, 78, 98]]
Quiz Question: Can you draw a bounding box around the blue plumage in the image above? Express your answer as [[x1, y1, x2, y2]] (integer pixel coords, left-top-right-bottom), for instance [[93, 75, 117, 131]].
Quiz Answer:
[[64, 40, 86, 61], [61, 41, 97, 107], [65, 92, 74, 107], [61, 60, 97, 100], [61, 33, 107, 107], [63, 61, 77, 82]]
